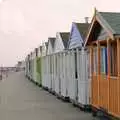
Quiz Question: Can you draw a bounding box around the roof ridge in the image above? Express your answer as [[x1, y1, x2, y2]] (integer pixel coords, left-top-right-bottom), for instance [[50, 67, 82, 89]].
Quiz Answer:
[[59, 32, 69, 34], [74, 22, 90, 40], [48, 37, 56, 39], [48, 37, 56, 49], [98, 11, 120, 35], [99, 11, 120, 14], [74, 22, 89, 24]]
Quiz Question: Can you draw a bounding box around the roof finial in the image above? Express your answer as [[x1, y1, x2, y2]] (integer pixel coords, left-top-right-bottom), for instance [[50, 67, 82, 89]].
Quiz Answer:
[[94, 7, 97, 15]]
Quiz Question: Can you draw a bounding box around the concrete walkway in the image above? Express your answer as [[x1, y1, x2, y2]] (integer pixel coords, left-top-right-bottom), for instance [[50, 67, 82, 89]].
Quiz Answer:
[[0, 72, 97, 120]]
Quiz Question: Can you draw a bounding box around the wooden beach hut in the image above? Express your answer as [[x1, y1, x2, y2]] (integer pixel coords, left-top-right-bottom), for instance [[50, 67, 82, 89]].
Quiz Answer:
[[85, 9, 120, 118]]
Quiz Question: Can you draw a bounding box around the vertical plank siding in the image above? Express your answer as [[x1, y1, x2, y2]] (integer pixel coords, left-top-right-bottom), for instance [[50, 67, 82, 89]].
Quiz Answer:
[[25, 39, 120, 119], [92, 75, 98, 106], [69, 50, 76, 101], [90, 39, 120, 118], [77, 49, 89, 105], [61, 52, 67, 97], [99, 77, 108, 110], [35, 49, 90, 106], [24, 48, 90, 105], [117, 39, 120, 116], [109, 78, 119, 114]]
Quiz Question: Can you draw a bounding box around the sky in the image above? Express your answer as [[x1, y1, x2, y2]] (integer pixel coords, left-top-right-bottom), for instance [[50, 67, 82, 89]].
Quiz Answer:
[[0, 0, 119, 66]]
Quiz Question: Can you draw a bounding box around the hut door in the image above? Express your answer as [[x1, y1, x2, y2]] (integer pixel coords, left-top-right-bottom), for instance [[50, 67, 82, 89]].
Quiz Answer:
[[74, 49, 78, 101]]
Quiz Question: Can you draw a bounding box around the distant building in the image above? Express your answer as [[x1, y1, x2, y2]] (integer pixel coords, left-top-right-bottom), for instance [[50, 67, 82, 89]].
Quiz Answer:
[[15, 60, 25, 71]]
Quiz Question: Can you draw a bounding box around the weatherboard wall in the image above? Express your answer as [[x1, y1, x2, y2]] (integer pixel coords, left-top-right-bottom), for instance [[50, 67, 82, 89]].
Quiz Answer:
[[69, 23, 83, 49]]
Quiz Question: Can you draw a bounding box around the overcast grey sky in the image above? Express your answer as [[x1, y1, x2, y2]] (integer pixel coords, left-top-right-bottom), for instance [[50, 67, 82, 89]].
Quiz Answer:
[[0, 0, 119, 66]]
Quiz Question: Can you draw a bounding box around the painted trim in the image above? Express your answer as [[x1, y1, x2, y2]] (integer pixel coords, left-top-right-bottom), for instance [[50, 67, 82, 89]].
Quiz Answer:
[[117, 38, 120, 114], [96, 11, 115, 38], [84, 9, 114, 46]]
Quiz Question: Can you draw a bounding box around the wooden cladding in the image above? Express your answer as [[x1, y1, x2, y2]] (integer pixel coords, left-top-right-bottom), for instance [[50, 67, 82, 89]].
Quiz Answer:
[[110, 42, 117, 76], [90, 38, 120, 117], [92, 40, 118, 77]]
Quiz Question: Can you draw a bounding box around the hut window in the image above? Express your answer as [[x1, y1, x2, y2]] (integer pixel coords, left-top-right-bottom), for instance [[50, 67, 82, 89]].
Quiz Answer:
[[100, 47, 107, 74], [93, 47, 97, 73], [110, 43, 117, 76]]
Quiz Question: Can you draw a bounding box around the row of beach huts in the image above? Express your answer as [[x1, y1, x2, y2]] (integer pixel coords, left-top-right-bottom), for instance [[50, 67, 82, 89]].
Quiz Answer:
[[25, 9, 120, 119]]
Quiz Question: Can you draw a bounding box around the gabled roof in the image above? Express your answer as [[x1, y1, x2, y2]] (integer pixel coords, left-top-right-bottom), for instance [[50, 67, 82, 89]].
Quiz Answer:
[[75, 23, 89, 40], [68, 22, 89, 49], [59, 32, 70, 48], [40, 46, 42, 52], [85, 9, 120, 46], [100, 12, 120, 35], [45, 42, 48, 49], [35, 48, 38, 56], [48, 37, 56, 48]]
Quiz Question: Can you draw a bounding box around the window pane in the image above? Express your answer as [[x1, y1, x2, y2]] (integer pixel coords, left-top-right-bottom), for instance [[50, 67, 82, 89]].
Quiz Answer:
[[101, 48, 104, 73], [93, 47, 97, 73], [100, 47, 107, 75], [110, 43, 117, 76], [105, 48, 107, 75]]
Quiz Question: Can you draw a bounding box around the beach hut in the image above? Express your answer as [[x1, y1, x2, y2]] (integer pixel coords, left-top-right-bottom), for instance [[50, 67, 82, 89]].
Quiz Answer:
[[25, 54, 30, 78], [54, 32, 70, 98], [29, 52, 34, 81], [68, 22, 90, 108], [36, 46, 42, 86], [47, 37, 56, 93], [85, 9, 120, 118], [31, 48, 38, 83]]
